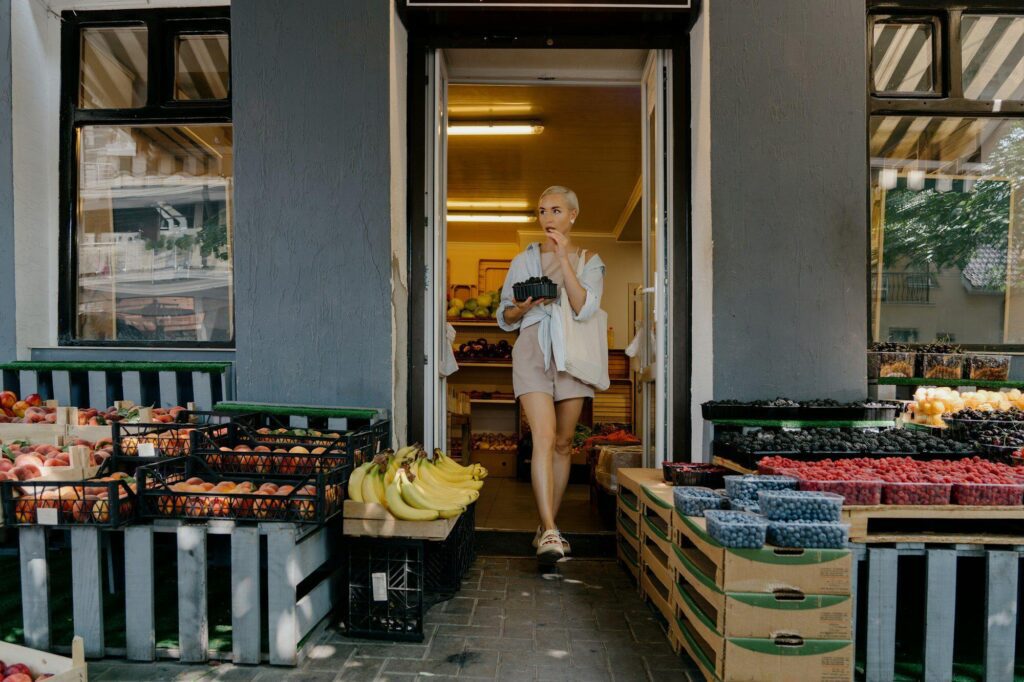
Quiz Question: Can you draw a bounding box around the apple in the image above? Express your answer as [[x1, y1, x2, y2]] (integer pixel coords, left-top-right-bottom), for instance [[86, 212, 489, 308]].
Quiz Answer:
[[23, 394, 41, 407], [0, 391, 16, 409], [10, 401, 28, 419], [5, 663, 31, 676]]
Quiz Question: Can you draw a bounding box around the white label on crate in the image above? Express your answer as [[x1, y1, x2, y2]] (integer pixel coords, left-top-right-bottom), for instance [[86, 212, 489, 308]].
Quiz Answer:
[[37, 507, 58, 525], [138, 443, 158, 458], [371, 572, 388, 602]]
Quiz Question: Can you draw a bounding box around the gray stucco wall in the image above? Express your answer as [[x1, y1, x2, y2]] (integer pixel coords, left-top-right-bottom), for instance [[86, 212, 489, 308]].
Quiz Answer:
[[0, 2, 14, 361], [710, 0, 867, 401], [232, 1, 393, 409]]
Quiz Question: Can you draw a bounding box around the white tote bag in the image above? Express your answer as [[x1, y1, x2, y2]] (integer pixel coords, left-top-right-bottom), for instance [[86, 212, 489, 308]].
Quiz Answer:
[[559, 250, 610, 391]]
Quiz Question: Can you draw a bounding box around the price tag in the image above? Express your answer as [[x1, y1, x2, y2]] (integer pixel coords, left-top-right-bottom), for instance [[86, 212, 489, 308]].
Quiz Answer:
[[138, 443, 158, 458], [37, 507, 58, 525], [371, 572, 388, 602]]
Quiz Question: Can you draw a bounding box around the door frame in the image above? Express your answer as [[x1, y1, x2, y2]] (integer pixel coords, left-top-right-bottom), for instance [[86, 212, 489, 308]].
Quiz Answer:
[[405, 27, 693, 461]]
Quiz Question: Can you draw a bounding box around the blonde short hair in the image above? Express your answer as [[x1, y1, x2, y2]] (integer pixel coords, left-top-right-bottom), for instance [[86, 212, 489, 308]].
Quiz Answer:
[[538, 186, 580, 215]]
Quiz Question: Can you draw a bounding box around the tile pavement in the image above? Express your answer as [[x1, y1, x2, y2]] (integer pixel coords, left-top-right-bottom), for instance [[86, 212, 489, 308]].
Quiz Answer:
[[87, 557, 701, 681]]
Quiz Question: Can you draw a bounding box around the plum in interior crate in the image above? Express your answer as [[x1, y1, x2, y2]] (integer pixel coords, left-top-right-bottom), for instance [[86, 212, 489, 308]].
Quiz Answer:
[[757, 490, 843, 521]]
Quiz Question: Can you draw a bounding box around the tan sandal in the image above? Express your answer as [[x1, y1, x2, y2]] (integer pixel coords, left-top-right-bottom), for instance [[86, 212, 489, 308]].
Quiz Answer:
[[537, 529, 565, 563]]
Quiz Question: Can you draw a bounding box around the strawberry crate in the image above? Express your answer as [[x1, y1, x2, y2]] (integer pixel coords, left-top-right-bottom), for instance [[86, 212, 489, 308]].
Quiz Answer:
[[0, 464, 137, 527], [135, 455, 348, 524]]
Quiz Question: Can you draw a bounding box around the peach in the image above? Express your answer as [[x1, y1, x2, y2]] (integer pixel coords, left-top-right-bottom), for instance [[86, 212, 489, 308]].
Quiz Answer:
[[23, 393, 41, 407], [14, 455, 43, 468], [0, 390, 17, 409], [11, 465, 41, 481], [11, 401, 28, 418], [0, 460, 12, 473]]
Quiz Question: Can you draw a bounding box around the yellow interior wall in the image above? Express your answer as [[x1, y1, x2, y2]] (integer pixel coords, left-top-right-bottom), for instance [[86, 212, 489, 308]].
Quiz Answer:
[[447, 241, 521, 293]]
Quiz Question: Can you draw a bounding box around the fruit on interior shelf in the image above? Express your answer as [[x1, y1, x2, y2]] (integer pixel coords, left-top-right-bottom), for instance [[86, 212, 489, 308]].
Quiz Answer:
[[448, 291, 500, 320], [471, 432, 517, 452]]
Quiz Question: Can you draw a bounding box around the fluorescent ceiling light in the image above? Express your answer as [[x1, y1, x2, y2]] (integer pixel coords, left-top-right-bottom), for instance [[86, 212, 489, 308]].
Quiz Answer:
[[878, 168, 898, 190], [447, 200, 531, 210], [447, 213, 536, 223], [448, 104, 534, 116], [448, 122, 544, 136]]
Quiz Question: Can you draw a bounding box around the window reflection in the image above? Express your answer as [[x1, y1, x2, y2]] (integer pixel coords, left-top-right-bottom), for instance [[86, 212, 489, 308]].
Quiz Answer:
[[962, 15, 1024, 101], [76, 125, 233, 342], [873, 21, 935, 94], [80, 26, 148, 109], [175, 33, 230, 100], [870, 116, 1024, 344]]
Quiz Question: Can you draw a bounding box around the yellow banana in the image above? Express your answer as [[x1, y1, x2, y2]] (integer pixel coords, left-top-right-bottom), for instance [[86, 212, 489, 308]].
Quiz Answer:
[[394, 445, 419, 464], [361, 467, 385, 506], [417, 458, 483, 491], [385, 473, 439, 521], [439, 508, 463, 519], [348, 462, 374, 502], [399, 469, 466, 512], [384, 455, 401, 487], [434, 448, 488, 478], [410, 461, 479, 504]]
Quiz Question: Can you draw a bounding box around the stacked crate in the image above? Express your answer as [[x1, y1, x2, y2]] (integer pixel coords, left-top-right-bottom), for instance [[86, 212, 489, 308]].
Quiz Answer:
[[615, 468, 644, 582], [670, 510, 854, 682], [639, 478, 676, 624]]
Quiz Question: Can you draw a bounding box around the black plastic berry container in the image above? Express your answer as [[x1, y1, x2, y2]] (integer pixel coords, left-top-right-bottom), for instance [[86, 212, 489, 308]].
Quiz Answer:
[[513, 280, 558, 302], [662, 462, 728, 488]]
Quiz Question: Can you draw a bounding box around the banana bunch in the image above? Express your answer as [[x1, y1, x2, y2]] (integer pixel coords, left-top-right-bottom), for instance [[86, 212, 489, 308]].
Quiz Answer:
[[347, 446, 488, 522]]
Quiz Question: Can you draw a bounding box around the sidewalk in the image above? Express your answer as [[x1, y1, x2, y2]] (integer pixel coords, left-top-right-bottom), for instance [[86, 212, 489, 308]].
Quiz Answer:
[[86, 556, 697, 681]]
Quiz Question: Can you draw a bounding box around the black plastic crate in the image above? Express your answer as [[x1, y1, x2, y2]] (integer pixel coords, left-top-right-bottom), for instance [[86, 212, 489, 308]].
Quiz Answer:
[[111, 411, 258, 467], [190, 421, 371, 463], [135, 455, 346, 524], [345, 538, 426, 642], [0, 464, 136, 528], [425, 504, 476, 594], [189, 422, 355, 477], [363, 420, 391, 456]]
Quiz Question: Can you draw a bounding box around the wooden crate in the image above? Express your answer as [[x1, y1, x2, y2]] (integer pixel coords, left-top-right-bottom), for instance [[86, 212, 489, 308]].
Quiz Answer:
[[0, 637, 88, 682], [471, 451, 516, 478], [641, 562, 673, 623], [343, 500, 463, 540], [841, 504, 1024, 545], [16, 520, 338, 666]]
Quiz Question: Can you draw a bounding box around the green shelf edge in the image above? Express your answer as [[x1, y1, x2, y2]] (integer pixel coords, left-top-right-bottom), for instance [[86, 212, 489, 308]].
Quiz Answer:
[[877, 376, 1024, 390], [711, 419, 895, 428], [214, 400, 382, 420], [0, 360, 231, 373]]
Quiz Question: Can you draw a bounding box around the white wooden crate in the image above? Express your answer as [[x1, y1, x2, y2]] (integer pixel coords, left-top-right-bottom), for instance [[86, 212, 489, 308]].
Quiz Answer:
[[0, 637, 87, 682]]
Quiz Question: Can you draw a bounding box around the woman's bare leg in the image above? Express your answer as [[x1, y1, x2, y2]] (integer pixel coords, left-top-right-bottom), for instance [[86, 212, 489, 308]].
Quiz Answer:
[[552, 397, 585, 521], [520, 392, 558, 530]]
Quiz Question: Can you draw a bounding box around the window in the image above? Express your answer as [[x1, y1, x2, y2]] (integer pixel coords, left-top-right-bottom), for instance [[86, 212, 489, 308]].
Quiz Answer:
[[869, 4, 1024, 349], [61, 8, 232, 346], [872, 18, 938, 95]]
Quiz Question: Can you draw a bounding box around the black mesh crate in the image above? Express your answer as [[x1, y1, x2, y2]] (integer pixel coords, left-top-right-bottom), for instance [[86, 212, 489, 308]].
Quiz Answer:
[[425, 503, 476, 594], [135, 455, 347, 524], [345, 538, 426, 642], [111, 411, 258, 467], [363, 420, 391, 455], [190, 421, 371, 462], [189, 422, 354, 477], [0, 464, 137, 528]]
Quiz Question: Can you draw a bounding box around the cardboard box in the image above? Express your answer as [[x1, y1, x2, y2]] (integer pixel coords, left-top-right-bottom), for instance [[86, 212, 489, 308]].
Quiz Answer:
[[676, 586, 853, 682], [617, 508, 640, 551], [617, 488, 640, 523], [673, 543, 852, 640], [642, 563, 673, 622], [674, 511, 851, 595], [641, 481, 675, 526], [471, 451, 515, 478]]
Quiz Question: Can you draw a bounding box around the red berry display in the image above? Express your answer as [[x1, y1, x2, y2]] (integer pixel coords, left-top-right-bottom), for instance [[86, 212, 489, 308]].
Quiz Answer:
[[759, 456, 1024, 507]]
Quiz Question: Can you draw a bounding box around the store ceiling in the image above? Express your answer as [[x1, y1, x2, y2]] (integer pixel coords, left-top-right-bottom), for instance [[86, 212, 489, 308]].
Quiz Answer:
[[446, 82, 642, 244]]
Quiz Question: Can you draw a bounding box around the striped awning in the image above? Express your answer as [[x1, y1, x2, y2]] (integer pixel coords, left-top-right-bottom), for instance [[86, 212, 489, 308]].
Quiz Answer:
[[873, 14, 1024, 100]]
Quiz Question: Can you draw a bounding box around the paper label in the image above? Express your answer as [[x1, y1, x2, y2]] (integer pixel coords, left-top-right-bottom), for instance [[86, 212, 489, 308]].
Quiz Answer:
[[37, 507, 58, 525], [371, 572, 388, 602], [138, 443, 158, 458]]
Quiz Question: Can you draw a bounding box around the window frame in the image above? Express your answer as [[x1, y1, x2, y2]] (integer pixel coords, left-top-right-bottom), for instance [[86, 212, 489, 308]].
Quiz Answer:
[[59, 7, 233, 348], [869, 14, 943, 99], [869, 1, 1024, 351]]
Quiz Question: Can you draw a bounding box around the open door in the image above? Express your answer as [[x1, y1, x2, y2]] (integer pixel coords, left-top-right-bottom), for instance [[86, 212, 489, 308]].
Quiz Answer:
[[424, 49, 449, 451], [640, 50, 673, 468]]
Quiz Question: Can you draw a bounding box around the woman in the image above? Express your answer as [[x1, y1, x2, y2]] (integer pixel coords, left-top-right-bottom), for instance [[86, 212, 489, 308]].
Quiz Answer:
[[497, 186, 606, 563]]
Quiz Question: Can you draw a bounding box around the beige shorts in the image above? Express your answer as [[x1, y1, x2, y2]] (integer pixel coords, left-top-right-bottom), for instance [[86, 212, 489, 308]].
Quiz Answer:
[[512, 324, 595, 402]]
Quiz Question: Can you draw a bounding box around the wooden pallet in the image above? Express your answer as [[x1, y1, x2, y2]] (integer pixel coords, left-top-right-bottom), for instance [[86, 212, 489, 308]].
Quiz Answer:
[[842, 504, 1024, 545], [711, 456, 755, 475]]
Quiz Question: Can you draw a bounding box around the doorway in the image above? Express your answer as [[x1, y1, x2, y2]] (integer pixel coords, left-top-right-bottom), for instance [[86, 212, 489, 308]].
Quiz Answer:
[[417, 47, 679, 536]]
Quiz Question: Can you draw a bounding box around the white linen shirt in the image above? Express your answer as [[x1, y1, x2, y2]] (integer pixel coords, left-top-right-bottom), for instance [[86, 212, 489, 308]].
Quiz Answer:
[[496, 242, 606, 372]]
